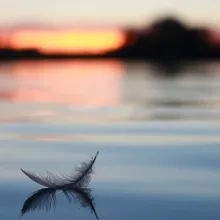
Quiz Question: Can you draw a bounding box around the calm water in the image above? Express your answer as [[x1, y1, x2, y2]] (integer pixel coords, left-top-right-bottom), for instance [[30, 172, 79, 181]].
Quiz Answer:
[[0, 60, 220, 219]]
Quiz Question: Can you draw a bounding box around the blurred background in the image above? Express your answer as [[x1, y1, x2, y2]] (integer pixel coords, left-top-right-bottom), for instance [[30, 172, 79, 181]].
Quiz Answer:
[[1, 1, 220, 220]]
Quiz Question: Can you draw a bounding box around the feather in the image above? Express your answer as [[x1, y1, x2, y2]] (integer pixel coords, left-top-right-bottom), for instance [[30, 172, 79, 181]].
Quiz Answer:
[[21, 187, 99, 219], [21, 151, 99, 189]]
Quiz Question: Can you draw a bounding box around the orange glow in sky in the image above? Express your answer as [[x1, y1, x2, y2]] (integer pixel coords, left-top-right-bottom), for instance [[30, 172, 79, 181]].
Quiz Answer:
[[10, 29, 126, 54]]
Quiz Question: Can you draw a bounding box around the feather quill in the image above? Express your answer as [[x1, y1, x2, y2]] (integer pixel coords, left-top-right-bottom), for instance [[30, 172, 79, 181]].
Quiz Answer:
[[21, 151, 99, 189]]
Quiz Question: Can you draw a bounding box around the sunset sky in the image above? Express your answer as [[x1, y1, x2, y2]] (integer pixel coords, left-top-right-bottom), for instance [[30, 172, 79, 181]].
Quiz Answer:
[[1, 0, 220, 27], [10, 29, 125, 54]]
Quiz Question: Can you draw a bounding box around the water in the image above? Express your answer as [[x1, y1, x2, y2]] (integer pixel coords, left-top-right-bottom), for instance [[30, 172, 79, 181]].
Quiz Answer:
[[0, 59, 220, 219]]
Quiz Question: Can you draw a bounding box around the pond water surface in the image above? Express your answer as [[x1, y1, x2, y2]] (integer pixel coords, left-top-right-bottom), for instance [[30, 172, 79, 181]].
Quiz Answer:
[[0, 60, 220, 220]]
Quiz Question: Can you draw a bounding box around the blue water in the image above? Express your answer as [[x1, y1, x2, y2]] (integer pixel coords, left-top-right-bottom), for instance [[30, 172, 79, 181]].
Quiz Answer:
[[0, 60, 220, 219]]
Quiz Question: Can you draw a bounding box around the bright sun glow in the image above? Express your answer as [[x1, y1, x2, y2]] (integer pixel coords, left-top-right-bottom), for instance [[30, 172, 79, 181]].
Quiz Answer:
[[10, 29, 126, 55]]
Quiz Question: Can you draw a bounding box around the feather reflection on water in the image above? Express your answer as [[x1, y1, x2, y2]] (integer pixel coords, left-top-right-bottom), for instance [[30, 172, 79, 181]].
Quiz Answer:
[[21, 188, 57, 216], [21, 187, 99, 219]]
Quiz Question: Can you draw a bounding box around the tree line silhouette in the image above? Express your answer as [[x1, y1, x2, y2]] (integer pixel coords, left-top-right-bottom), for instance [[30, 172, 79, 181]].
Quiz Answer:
[[1, 16, 220, 60]]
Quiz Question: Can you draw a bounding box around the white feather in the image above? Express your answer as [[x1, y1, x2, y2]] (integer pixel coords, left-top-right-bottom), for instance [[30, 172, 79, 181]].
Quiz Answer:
[[21, 151, 99, 189]]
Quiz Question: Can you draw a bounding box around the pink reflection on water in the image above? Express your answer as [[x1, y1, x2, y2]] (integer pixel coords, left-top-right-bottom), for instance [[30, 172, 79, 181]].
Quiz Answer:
[[3, 60, 124, 108]]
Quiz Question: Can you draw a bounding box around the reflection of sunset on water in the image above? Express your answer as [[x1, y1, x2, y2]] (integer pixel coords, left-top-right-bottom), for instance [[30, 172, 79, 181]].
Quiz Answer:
[[10, 29, 126, 55], [9, 60, 124, 108]]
